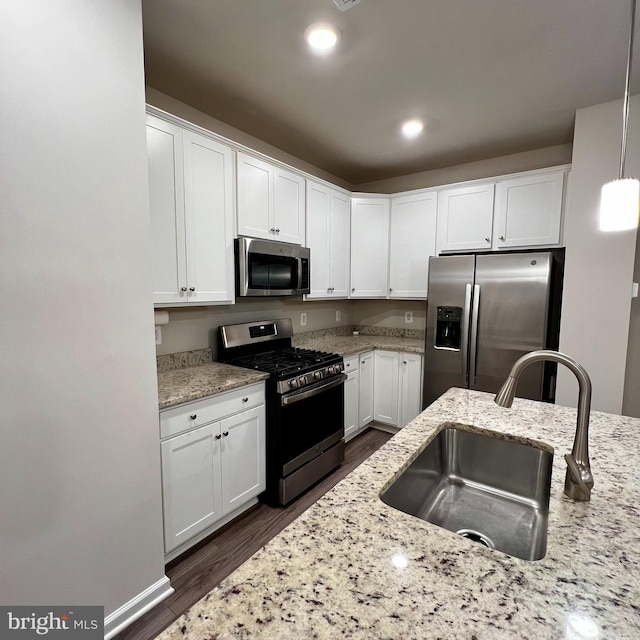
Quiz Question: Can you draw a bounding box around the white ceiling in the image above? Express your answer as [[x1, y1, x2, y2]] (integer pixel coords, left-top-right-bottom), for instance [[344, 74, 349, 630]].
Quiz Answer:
[[142, 0, 639, 185]]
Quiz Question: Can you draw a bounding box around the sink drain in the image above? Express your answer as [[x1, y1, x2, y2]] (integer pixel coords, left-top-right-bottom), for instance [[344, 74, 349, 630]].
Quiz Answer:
[[456, 529, 495, 550]]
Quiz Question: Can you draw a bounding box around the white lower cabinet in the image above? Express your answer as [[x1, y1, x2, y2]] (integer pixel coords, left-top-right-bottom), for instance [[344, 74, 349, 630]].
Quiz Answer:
[[160, 383, 266, 557], [358, 351, 374, 428], [373, 350, 423, 428], [344, 361, 360, 441]]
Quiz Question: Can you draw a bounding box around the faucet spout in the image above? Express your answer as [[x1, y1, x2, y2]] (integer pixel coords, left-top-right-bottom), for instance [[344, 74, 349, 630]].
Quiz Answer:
[[494, 350, 594, 501]]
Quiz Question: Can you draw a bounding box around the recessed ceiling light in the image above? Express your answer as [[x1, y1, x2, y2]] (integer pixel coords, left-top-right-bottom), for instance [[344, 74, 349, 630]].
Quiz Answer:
[[401, 119, 424, 139], [304, 22, 340, 53]]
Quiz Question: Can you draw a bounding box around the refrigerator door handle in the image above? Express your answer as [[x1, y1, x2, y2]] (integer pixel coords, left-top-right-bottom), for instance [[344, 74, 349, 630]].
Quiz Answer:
[[461, 283, 472, 386], [469, 284, 481, 386]]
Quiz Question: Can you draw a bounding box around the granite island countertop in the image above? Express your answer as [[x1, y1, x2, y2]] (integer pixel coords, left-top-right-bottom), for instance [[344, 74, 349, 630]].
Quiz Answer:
[[157, 362, 269, 410], [156, 387, 640, 639]]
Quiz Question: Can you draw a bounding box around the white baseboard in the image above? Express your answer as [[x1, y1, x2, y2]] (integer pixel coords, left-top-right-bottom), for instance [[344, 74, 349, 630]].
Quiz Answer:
[[104, 575, 173, 639]]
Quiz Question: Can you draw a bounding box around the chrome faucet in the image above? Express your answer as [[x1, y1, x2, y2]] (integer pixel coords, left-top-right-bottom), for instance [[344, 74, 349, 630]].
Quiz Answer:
[[494, 350, 594, 501]]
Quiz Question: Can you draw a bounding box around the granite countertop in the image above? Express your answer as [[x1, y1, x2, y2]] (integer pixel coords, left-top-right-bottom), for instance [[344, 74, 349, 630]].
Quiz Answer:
[[293, 334, 424, 357], [157, 363, 269, 410], [156, 387, 640, 639]]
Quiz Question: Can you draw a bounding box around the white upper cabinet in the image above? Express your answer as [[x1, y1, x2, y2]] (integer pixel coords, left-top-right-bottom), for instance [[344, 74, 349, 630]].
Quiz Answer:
[[146, 113, 235, 306], [236, 151, 305, 244], [389, 192, 437, 299], [350, 198, 390, 298], [492, 171, 564, 249], [306, 181, 350, 299], [437, 169, 566, 253], [437, 183, 495, 252]]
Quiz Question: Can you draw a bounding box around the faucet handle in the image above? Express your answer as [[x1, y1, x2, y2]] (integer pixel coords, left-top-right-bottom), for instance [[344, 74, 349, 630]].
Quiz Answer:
[[564, 453, 593, 501]]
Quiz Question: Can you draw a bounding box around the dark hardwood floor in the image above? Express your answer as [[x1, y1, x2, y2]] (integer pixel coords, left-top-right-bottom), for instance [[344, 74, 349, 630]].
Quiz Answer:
[[114, 427, 392, 640]]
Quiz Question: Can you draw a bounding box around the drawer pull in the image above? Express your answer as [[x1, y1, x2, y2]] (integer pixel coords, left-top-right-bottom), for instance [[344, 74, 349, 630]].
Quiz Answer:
[[190, 414, 197, 420], [215, 434, 221, 440], [242, 397, 249, 403], [222, 431, 229, 437]]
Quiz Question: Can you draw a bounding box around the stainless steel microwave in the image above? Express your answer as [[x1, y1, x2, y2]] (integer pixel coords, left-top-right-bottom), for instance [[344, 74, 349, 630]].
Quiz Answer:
[[235, 237, 310, 297]]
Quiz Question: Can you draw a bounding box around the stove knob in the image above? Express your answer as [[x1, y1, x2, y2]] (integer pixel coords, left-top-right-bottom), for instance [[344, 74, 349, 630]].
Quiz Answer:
[[289, 378, 299, 389], [299, 376, 307, 386], [313, 370, 323, 380], [328, 365, 336, 375]]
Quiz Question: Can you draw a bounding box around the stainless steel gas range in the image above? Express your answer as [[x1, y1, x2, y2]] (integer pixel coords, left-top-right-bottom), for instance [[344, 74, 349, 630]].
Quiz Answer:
[[218, 318, 346, 505]]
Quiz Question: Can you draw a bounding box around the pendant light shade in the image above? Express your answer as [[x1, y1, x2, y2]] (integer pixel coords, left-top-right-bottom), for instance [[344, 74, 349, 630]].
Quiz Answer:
[[600, 178, 640, 231], [599, 0, 639, 232]]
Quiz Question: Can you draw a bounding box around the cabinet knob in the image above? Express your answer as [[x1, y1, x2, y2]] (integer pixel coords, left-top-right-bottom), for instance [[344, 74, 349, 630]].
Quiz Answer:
[[215, 433, 221, 440], [275, 228, 280, 233], [270, 227, 275, 232], [499, 235, 505, 241], [181, 287, 188, 292], [189, 287, 195, 292], [190, 414, 197, 420], [403, 361, 407, 365], [242, 397, 249, 403], [389, 288, 392, 292], [352, 288, 355, 292], [485, 237, 491, 243], [361, 361, 365, 365], [222, 431, 229, 437]]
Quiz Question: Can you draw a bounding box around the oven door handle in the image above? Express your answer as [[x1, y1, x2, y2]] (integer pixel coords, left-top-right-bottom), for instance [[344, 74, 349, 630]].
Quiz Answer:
[[280, 374, 347, 406]]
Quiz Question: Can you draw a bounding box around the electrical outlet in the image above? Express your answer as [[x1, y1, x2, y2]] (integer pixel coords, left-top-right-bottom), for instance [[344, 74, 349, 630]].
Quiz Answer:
[[155, 326, 162, 345], [300, 312, 307, 327], [404, 311, 413, 324], [336, 310, 341, 322]]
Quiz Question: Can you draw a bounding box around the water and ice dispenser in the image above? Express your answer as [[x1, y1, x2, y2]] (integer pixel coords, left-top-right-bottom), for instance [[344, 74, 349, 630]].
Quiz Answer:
[[435, 306, 462, 350]]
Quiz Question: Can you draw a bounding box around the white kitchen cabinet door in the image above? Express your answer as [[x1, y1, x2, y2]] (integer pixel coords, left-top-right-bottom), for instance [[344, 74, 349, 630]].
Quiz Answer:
[[344, 368, 360, 441], [274, 167, 305, 244], [236, 152, 274, 240], [237, 152, 305, 244], [147, 112, 235, 306], [146, 115, 187, 305], [161, 423, 223, 552], [400, 353, 423, 427], [350, 198, 390, 298], [306, 182, 331, 297], [220, 405, 266, 514], [389, 192, 437, 299], [373, 350, 400, 426], [358, 351, 374, 427], [437, 183, 495, 253], [329, 191, 351, 298], [183, 130, 235, 304], [306, 182, 350, 299], [493, 171, 564, 249]]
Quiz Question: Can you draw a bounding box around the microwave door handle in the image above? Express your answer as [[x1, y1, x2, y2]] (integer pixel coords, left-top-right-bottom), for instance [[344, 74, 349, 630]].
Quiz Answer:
[[297, 257, 303, 292]]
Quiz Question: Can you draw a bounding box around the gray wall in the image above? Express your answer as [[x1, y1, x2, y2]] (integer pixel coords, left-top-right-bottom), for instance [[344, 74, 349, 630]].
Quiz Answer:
[[557, 96, 639, 414], [0, 0, 167, 623]]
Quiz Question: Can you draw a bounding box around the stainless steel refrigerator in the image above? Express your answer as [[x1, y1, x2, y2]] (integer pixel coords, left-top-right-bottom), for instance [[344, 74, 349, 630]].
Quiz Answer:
[[422, 250, 564, 408]]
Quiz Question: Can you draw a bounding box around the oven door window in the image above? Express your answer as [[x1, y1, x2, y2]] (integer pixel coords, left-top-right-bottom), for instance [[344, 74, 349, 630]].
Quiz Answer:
[[276, 379, 344, 471], [248, 252, 298, 290]]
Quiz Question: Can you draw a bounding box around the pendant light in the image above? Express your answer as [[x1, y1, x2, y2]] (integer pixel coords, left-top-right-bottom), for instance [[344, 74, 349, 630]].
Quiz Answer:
[[599, 0, 639, 232]]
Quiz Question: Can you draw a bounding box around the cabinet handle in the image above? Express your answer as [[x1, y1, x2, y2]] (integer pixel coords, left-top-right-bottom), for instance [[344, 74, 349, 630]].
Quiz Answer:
[[242, 397, 249, 403], [403, 361, 407, 365], [215, 433, 221, 440], [499, 235, 505, 241], [361, 361, 365, 365], [270, 227, 275, 233], [222, 431, 229, 437], [389, 288, 392, 292], [181, 287, 188, 292], [190, 414, 197, 420], [485, 237, 491, 243], [189, 287, 195, 292], [275, 228, 280, 233], [352, 288, 355, 292], [346, 363, 351, 367]]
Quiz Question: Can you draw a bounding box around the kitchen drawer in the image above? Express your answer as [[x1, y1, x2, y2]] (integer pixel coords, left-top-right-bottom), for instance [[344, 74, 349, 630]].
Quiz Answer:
[[160, 382, 265, 439], [344, 354, 359, 372]]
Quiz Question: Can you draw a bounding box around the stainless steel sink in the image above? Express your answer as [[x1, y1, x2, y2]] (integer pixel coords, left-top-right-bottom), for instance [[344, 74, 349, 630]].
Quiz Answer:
[[380, 425, 553, 560]]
